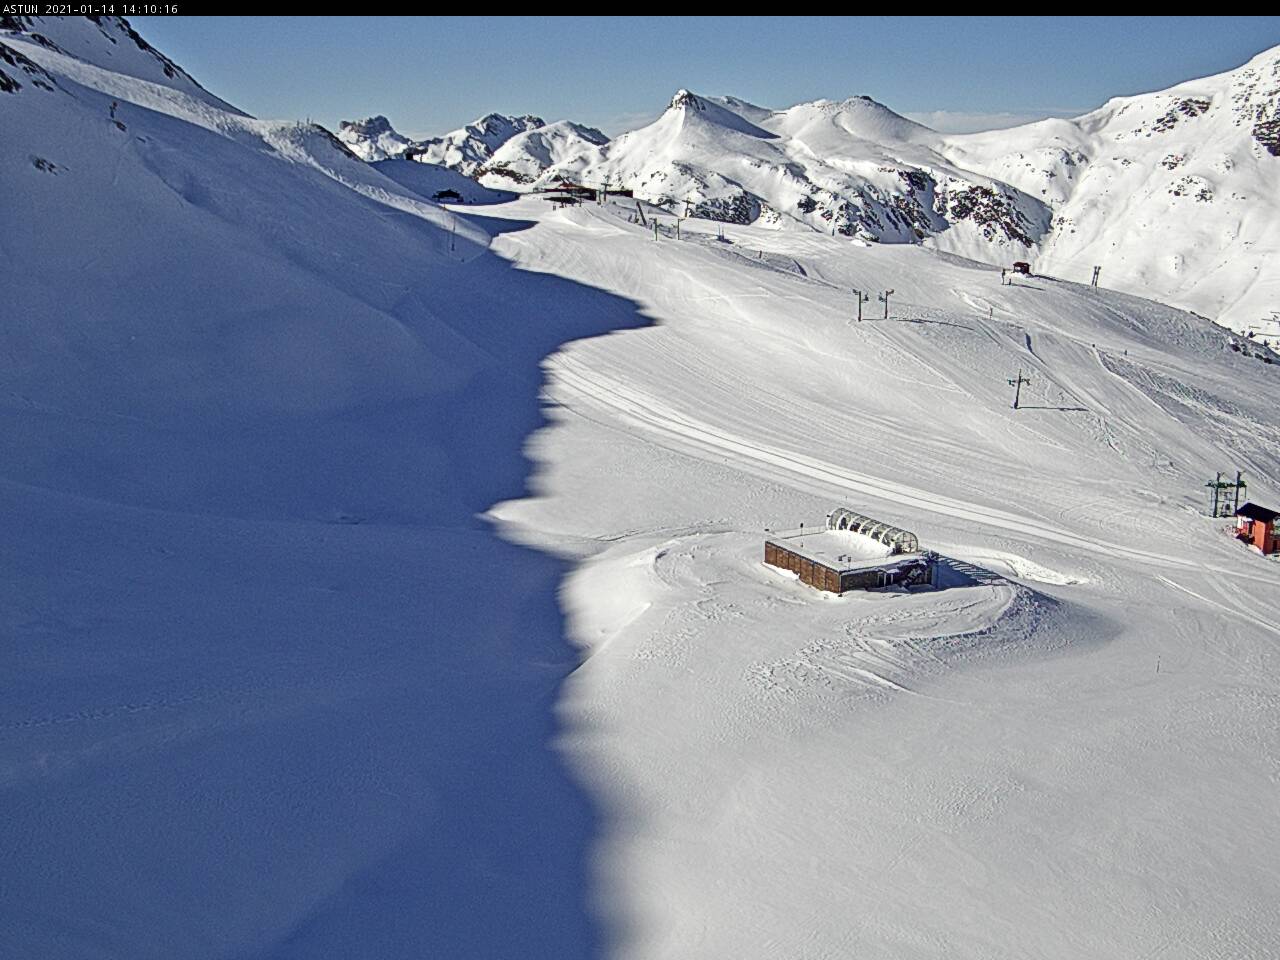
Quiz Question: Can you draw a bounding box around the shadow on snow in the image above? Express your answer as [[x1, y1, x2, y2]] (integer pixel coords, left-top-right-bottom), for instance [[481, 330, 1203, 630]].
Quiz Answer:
[[0, 107, 650, 960]]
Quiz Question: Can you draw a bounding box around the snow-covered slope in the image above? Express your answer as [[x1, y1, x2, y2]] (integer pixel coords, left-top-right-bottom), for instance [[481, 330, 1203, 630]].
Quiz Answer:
[[487, 194, 1280, 960], [0, 14, 239, 112], [335, 113, 413, 161], [530, 89, 1049, 261], [372, 156, 516, 203], [943, 45, 1280, 332]]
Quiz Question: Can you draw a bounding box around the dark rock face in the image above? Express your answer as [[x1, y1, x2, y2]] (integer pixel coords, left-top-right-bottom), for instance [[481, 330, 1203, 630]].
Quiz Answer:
[[0, 18, 63, 53], [765, 162, 1040, 248], [937, 185, 1035, 246], [888, 194, 930, 240], [1151, 97, 1211, 133], [1168, 175, 1214, 201], [0, 41, 57, 94], [1229, 55, 1280, 157], [896, 169, 931, 193], [669, 89, 704, 111], [693, 191, 760, 224], [339, 116, 398, 139], [1255, 118, 1280, 156], [477, 162, 536, 184]]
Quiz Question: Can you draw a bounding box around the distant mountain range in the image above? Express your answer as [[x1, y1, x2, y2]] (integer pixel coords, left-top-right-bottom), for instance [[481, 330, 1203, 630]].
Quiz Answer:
[[340, 48, 1280, 332]]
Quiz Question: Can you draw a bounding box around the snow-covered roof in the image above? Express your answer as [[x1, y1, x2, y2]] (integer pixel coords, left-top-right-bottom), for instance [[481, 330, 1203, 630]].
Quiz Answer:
[[768, 529, 919, 573], [1236, 502, 1279, 523]]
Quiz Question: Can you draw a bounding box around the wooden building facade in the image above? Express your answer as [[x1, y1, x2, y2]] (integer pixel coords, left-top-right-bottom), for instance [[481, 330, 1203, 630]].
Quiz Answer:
[[764, 539, 931, 594]]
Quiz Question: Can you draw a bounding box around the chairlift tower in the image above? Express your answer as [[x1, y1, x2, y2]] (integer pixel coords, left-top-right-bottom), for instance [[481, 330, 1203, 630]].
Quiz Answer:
[[1007, 369, 1031, 409], [852, 289, 869, 322], [878, 289, 894, 320], [1205, 471, 1246, 517]]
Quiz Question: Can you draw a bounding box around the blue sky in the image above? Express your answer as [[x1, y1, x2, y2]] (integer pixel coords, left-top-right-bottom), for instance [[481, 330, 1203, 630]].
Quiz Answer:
[[132, 16, 1280, 136]]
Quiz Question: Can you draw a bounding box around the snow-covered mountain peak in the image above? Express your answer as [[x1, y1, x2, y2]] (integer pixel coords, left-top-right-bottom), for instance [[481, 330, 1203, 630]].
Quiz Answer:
[[410, 111, 547, 175], [669, 88, 702, 111], [473, 111, 546, 135], [762, 94, 934, 149], [546, 119, 608, 141], [1, 15, 236, 111], [477, 119, 610, 185], [335, 110, 555, 172], [507, 86, 1046, 254], [1059, 42, 1280, 151], [336, 114, 413, 161], [655, 88, 778, 141], [343, 114, 396, 135]]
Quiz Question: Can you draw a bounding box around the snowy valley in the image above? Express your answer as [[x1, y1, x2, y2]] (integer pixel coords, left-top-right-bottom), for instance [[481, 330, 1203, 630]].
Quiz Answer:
[[2, 14, 1279, 960]]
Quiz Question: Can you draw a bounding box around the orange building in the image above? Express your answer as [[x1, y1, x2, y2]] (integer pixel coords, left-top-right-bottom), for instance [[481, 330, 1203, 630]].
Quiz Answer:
[[1234, 503, 1279, 554]]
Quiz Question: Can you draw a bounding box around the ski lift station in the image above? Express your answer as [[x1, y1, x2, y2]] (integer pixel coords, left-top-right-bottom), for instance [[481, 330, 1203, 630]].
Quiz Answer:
[[1234, 502, 1279, 555], [764, 508, 933, 593]]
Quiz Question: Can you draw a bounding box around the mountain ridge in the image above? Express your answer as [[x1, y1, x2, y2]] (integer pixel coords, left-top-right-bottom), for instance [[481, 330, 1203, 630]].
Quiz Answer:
[[344, 45, 1280, 331]]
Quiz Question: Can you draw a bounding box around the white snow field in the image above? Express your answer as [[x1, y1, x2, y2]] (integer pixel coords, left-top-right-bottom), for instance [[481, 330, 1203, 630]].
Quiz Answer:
[[486, 198, 1280, 959], [5, 15, 1280, 960]]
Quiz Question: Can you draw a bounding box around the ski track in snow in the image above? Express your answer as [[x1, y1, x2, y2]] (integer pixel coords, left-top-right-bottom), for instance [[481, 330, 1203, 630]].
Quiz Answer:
[[546, 350, 1261, 579]]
